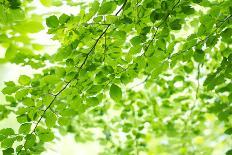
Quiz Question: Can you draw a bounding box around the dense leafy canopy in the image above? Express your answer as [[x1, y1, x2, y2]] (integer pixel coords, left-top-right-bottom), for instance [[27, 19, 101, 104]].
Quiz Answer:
[[0, 0, 232, 154]]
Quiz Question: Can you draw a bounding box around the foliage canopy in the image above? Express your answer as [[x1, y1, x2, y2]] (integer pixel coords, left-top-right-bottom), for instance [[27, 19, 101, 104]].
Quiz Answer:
[[0, 0, 232, 154]]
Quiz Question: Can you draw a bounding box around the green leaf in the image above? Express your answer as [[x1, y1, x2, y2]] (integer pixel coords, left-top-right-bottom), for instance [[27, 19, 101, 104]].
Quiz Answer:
[[2, 148, 14, 155], [2, 81, 19, 95], [5, 44, 17, 60], [18, 75, 31, 85], [226, 149, 232, 155], [22, 98, 34, 107], [42, 75, 60, 85], [1, 138, 14, 148], [150, 10, 162, 22], [66, 58, 74, 66], [46, 15, 59, 28], [129, 45, 142, 54], [109, 84, 122, 102], [89, 1, 100, 15], [181, 6, 195, 15], [59, 14, 70, 24], [17, 114, 29, 123], [192, 0, 202, 3], [42, 95, 54, 106], [221, 28, 232, 43], [14, 21, 44, 33], [0, 128, 15, 137], [86, 97, 99, 107], [206, 35, 218, 47], [194, 49, 205, 63], [225, 128, 232, 135], [24, 134, 36, 149], [170, 19, 182, 30], [8, 0, 21, 9], [98, 1, 117, 15], [130, 36, 142, 46], [106, 15, 118, 23], [39, 131, 54, 142], [58, 117, 70, 126], [2, 86, 19, 95], [161, 1, 168, 10], [19, 123, 31, 134], [45, 112, 57, 128], [15, 89, 29, 101], [40, 0, 52, 7], [218, 110, 230, 121], [87, 85, 103, 95]]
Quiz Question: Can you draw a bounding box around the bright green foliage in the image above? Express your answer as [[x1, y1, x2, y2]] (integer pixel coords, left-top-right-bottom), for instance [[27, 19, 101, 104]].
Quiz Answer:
[[0, 0, 232, 154], [40, 0, 52, 7], [170, 19, 182, 30], [46, 15, 59, 28], [0, 128, 15, 137], [19, 123, 31, 134], [0, 0, 46, 68], [18, 75, 31, 86], [99, 1, 117, 15], [45, 111, 57, 128], [110, 84, 122, 102]]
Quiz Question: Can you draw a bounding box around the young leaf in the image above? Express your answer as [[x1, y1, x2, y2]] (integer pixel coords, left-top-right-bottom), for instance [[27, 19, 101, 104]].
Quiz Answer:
[[170, 19, 182, 30], [0, 128, 15, 137], [194, 49, 205, 63], [59, 14, 70, 24], [150, 10, 162, 22], [2, 148, 14, 155], [24, 134, 36, 149], [19, 123, 31, 134], [46, 15, 59, 28], [98, 2, 116, 15], [40, 0, 52, 7], [39, 131, 54, 142], [45, 112, 57, 128], [1, 138, 14, 148], [18, 75, 31, 85], [22, 98, 34, 107], [5, 44, 16, 60], [110, 84, 122, 101]]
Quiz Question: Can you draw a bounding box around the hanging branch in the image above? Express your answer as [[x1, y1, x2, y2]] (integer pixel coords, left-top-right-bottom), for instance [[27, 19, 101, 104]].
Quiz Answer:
[[17, 0, 128, 154]]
